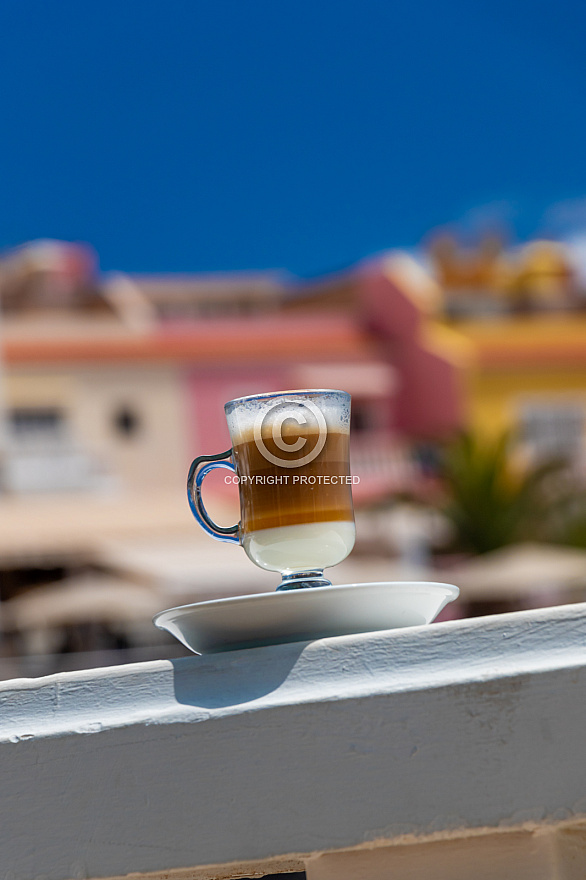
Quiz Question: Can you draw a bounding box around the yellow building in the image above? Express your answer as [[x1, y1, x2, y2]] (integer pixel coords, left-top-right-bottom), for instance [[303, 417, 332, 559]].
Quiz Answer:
[[442, 314, 586, 462]]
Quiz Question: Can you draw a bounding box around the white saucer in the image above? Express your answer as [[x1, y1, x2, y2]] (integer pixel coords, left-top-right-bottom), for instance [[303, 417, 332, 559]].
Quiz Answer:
[[153, 581, 459, 655]]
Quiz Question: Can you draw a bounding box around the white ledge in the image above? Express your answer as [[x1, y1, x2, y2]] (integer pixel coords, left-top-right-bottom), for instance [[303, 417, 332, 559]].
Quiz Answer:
[[2, 603, 586, 880]]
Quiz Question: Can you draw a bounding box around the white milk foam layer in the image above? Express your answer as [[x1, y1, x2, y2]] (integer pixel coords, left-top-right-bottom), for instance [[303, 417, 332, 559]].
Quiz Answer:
[[225, 390, 350, 445], [242, 520, 356, 574]]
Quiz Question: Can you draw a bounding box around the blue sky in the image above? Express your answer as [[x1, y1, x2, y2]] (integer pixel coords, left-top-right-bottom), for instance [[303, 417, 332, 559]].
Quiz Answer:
[[1, 0, 586, 275]]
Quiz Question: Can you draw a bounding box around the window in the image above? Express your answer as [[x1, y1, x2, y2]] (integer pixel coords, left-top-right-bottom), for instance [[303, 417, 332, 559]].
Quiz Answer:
[[518, 400, 585, 461], [113, 405, 141, 439], [350, 399, 379, 434], [9, 407, 67, 448]]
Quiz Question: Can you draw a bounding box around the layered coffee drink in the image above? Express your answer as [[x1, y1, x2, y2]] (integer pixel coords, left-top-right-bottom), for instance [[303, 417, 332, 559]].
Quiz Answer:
[[226, 391, 355, 575]]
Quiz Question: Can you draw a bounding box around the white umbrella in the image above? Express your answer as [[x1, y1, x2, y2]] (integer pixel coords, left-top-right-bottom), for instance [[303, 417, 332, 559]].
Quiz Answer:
[[1, 574, 162, 632], [445, 543, 586, 601], [96, 535, 278, 601]]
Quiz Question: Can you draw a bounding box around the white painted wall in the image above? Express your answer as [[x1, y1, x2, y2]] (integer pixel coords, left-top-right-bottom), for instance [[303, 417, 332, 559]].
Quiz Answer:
[[2, 604, 586, 880], [72, 364, 188, 490], [7, 363, 189, 492]]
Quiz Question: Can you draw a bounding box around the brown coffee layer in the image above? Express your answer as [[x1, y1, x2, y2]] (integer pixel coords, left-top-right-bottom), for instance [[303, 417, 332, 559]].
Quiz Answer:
[[232, 429, 354, 534]]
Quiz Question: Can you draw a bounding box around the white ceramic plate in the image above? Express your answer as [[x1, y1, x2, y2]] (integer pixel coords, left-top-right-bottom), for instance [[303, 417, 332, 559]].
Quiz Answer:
[[153, 581, 459, 654]]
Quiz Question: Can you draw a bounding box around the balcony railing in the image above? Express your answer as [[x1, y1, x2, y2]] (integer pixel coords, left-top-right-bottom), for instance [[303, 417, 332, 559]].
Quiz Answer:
[[1, 602, 586, 879]]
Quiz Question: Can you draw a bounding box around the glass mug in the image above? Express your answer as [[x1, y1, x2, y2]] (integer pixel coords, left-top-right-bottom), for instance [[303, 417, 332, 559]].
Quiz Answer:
[[187, 389, 356, 590]]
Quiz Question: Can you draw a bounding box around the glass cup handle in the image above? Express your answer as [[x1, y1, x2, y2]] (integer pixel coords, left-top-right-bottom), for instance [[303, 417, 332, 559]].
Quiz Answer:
[[187, 450, 240, 544]]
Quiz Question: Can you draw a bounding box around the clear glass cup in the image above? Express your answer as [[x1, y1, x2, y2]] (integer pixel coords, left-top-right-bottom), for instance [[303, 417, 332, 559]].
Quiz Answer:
[[187, 389, 356, 590]]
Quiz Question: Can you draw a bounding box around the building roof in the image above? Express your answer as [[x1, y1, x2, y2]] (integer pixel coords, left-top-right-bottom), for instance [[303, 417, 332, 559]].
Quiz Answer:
[[2, 314, 375, 366], [129, 271, 286, 303], [445, 315, 586, 369]]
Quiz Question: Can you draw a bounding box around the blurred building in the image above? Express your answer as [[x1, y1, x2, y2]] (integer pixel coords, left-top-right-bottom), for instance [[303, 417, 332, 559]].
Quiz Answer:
[[427, 234, 586, 469], [429, 234, 580, 318], [0, 242, 464, 506], [3, 235, 586, 548]]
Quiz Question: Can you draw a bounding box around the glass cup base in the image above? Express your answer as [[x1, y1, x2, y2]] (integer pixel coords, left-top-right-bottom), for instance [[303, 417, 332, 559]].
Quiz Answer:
[[277, 571, 333, 591]]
